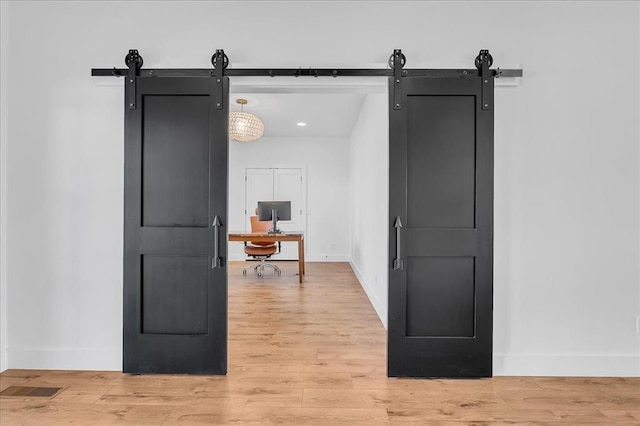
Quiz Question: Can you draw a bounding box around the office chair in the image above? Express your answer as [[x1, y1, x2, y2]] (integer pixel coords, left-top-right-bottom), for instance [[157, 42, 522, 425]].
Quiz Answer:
[[243, 215, 282, 277]]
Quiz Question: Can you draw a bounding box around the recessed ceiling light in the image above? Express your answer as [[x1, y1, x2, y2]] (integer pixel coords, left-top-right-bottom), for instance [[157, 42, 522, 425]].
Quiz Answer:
[[297, 122, 307, 127]]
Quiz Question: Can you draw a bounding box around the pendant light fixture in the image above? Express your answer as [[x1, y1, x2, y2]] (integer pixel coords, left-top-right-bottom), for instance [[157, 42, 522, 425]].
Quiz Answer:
[[229, 98, 264, 142]]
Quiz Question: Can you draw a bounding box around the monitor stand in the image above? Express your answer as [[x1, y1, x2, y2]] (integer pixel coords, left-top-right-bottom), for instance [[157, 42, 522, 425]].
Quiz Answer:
[[269, 208, 282, 233]]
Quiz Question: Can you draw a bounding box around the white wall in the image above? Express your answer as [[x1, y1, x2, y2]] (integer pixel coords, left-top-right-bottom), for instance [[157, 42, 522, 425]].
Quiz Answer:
[[3, 1, 639, 376], [228, 137, 350, 262], [489, 3, 639, 376], [1, 0, 10, 372], [349, 93, 389, 329]]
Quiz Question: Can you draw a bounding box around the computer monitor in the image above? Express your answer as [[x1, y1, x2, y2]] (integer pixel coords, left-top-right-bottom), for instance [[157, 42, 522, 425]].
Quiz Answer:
[[257, 201, 291, 234]]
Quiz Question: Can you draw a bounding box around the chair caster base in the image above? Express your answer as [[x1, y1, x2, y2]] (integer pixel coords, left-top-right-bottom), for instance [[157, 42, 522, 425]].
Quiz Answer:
[[243, 260, 281, 278]]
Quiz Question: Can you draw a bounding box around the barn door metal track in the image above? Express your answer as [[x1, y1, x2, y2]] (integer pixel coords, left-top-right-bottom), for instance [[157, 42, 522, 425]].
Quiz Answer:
[[92, 49, 522, 110]]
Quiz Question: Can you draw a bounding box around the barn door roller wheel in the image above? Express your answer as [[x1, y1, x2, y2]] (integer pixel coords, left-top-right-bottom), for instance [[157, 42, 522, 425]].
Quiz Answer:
[[211, 51, 229, 69], [388, 52, 406, 69], [474, 50, 493, 69]]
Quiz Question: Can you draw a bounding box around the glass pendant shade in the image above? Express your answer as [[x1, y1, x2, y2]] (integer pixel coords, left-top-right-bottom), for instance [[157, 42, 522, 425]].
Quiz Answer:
[[229, 99, 264, 142]]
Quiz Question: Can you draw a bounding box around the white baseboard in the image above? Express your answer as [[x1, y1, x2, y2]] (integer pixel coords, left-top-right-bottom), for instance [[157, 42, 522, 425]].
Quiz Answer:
[[0, 348, 7, 372], [349, 260, 387, 329], [7, 350, 638, 377], [9, 348, 121, 371], [305, 254, 350, 262], [494, 353, 640, 377], [229, 254, 350, 262]]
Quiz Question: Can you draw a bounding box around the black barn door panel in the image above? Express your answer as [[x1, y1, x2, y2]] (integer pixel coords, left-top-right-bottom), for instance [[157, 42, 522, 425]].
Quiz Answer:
[[124, 77, 228, 374], [388, 77, 493, 378]]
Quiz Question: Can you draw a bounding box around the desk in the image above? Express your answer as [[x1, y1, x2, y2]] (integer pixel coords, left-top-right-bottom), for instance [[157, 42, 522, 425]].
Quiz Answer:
[[228, 232, 305, 283]]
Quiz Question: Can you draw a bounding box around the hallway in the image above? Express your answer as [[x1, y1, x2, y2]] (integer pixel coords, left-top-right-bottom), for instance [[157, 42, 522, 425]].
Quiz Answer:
[[228, 261, 386, 376]]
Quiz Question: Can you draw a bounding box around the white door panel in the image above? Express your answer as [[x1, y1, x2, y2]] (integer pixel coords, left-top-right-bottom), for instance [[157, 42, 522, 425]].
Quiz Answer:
[[273, 168, 303, 232], [245, 168, 274, 231]]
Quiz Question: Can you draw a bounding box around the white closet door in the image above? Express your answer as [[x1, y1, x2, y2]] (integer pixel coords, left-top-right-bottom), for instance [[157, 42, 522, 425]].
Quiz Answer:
[[245, 168, 274, 231], [273, 168, 304, 232], [273, 168, 304, 260]]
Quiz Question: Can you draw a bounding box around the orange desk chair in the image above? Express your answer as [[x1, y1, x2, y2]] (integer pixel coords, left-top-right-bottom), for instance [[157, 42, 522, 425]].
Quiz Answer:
[[243, 215, 282, 277]]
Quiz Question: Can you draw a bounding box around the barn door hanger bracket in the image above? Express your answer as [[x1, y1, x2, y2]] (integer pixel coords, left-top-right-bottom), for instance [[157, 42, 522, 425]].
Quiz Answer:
[[125, 49, 143, 110], [390, 49, 407, 110], [475, 49, 493, 111], [211, 49, 229, 110]]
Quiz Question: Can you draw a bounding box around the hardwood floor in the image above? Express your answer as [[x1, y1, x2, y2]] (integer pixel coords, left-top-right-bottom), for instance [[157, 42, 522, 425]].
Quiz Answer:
[[1, 261, 639, 425]]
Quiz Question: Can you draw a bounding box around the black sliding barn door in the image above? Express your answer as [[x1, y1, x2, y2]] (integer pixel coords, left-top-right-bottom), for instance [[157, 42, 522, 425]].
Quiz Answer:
[[123, 77, 228, 374], [388, 76, 494, 377]]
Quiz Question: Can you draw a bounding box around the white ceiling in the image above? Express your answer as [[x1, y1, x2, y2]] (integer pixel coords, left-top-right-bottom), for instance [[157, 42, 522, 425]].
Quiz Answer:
[[228, 76, 387, 138], [229, 92, 365, 138]]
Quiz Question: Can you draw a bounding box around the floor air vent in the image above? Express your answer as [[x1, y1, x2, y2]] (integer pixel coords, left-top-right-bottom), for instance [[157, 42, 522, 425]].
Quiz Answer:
[[0, 386, 62, 397]]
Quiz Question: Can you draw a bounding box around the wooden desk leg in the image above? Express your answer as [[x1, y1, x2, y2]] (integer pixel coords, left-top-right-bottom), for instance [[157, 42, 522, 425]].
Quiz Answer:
[[301, 236, 305, 275], [298, 236, 305, 283]]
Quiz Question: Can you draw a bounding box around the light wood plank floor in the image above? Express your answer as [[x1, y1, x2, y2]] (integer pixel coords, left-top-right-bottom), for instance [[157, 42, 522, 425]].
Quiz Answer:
[[1, 261, 639, 425]]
